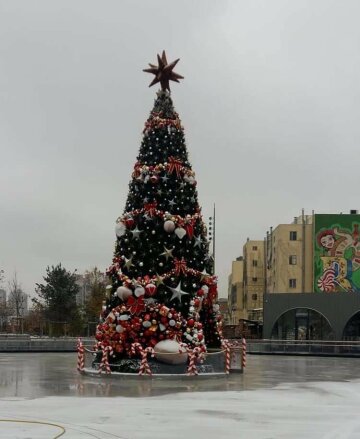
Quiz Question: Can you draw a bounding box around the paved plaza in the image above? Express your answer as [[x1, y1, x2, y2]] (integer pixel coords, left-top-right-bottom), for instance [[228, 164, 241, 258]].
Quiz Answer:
[[1, 353, 360, 438]]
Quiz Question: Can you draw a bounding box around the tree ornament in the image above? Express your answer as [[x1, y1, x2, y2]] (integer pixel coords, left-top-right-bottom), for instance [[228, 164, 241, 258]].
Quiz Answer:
[[145, 283, 157, 297], [134, 285, 145, 297], [115, 222, 126, 238], [143, 50, 184, 92], [154, 339, 188, 365], [167, 281, 189, 302], [175, 227, 186, 240], [116, 286, 133, 301], [164, 220, 176, 233]]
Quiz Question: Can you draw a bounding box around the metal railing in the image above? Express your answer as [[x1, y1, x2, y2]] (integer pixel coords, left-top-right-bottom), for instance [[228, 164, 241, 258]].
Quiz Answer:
[[246, 339, 360, 356]]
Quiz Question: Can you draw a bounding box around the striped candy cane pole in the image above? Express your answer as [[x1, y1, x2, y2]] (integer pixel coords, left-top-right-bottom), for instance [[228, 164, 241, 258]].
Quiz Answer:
[[99, 345, 113, 374], [131, 343, 146, 375], [242, 337, 247, 369], [77, 338, 85, 372], [221, 339, 231, 374], [140, 347, 155, 376], [187, 347, 202, 376]]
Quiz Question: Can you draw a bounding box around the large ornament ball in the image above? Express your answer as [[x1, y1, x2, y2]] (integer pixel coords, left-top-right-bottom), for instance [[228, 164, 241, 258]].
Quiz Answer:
[[164, 220, 176, 233], [134, 285, 145, 297], [115, 325, 124, 333], [116, 286, 132, 301], [145, 283, 157, 297], [115, 222, 126, 238], [150, 175, 159, 184], [154, 339, 188, 365]]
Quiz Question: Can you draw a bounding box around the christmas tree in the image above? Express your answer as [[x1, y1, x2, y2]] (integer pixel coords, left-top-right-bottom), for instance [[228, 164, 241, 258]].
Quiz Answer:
[[95, 52, 222, 373]]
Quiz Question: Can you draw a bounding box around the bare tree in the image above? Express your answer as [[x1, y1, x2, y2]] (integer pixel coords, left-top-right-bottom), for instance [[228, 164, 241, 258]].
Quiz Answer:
[[8, 272, 27, 333]]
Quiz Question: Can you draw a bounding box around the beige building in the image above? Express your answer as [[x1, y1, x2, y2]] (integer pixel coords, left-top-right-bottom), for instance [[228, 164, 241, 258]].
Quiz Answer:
[[227, 257, 245, 324], [266, 214, 313, 293], [243, 240, 265, 321], [227, 212, 314, 324]]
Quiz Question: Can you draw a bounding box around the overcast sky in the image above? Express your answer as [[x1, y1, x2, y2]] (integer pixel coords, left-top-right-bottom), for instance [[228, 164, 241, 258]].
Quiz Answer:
[[1, 0, 360, 298]]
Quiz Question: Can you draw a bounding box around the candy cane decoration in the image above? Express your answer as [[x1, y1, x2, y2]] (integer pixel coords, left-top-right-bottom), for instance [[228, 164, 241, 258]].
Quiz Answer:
[[221, 339, 231, 374], [98, 345, 113, 374], [131, 343, 154, 376], [141, 347, 155, 376], [187, 347, 203, 376], [242, 337, 247, 369], [77, 338, 85, 372]]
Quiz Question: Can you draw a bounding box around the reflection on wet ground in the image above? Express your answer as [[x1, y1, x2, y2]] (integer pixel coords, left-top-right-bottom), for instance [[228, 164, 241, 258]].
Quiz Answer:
[[1, 353, 359, 398]]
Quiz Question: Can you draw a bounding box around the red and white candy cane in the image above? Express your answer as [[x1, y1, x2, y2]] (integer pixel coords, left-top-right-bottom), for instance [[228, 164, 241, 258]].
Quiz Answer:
[[140, 347, 155, 376], [131, 343, 154, 376], [221, 339, 231, 374], [242, 337, 247, 369], [77, 338, 85, 372], [98, 344, 113, 374], [187, 347, 203, 376]]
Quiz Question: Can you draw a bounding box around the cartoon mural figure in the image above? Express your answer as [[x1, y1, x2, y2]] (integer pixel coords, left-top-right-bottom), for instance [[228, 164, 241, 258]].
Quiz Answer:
[[316, 224, 360, 292]]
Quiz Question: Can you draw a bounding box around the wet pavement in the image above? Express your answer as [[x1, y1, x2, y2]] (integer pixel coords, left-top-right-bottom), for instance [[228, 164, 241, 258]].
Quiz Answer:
[[1, 352, 360, 398]]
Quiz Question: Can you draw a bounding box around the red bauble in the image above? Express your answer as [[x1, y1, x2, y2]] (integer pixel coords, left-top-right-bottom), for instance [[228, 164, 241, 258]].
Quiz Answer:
[[194, 298, 200, 307], [197, 289, 204, 297], [145, 283, 157, 297], [125, 217, 134, 228], [150, 175, 159, 184], [197, 334, 204, 341], [187, 318, 195, 327]]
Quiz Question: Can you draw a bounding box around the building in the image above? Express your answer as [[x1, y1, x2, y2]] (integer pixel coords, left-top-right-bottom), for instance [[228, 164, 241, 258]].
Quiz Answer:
[[75, 270, 106, 307], [227, 257, 245, 324], [218, 298, 230, 325], [266, 212, 313, 294], [243, 240, 265, 321], [229, 210, 360, 340]]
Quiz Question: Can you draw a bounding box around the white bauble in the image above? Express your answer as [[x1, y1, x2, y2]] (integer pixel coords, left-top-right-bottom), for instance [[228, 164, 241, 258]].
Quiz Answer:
[[116, 325, 124, 333], [134, 285, 145, 297], [119, 314, 129, 321], [116, 286, 132, 301], [164, 220, 176, 233], [154, 339, 188, 365], [115, 222, 126, 238]]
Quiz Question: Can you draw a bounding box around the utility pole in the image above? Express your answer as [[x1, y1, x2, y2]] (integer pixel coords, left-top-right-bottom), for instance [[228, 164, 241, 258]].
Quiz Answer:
[[208, 203, 216, 272]]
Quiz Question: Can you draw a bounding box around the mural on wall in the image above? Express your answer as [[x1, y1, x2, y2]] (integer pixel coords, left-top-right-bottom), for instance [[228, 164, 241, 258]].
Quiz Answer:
[[314, 214, 360, 292]]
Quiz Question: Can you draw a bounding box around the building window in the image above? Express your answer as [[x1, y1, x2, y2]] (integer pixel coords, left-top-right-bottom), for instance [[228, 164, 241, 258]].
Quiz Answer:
[[252, 277, 258, 282], [252, 260, 258, 267], [252, 294, 258, 301], [252, 246, 257, 251], [289, 255, 297, 265], [290, 231, 297, 241], [289, 278, 297, 288]]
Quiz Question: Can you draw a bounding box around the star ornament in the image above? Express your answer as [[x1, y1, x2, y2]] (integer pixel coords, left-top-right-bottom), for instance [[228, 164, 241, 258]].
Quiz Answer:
[[143, 50, 184, 91], [167, 281, 189, 303]]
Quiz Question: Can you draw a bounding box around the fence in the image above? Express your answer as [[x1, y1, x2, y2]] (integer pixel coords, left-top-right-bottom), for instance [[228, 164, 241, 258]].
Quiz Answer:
[[246, 339, 360, 356], [0, 335, 94, 352]]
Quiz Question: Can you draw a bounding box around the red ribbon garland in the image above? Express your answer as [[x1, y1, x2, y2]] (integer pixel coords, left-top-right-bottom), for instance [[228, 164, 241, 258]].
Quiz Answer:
[[174, 258, 187, 276], [168, 157, 183, 178], [127, 296, 145, 315], [144, 201, 158, 217]]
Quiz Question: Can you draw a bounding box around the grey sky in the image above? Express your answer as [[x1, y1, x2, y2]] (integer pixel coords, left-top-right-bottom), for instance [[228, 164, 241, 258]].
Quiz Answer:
[[1, 0, 360, 298]]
